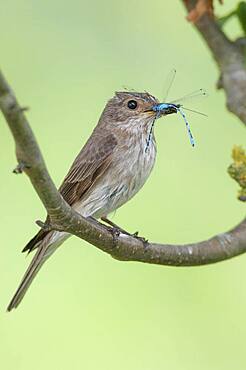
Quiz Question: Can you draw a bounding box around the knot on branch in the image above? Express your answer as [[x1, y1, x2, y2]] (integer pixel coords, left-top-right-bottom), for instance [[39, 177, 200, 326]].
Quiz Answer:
[[13, 161, 30, 174], [185, 0, 223, 23], [36, 219, 52, 231], [228, 146, 246, 201]]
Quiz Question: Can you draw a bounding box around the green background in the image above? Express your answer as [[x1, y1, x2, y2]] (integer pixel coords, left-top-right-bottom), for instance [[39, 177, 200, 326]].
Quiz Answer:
[[1, 1, 246, 369]]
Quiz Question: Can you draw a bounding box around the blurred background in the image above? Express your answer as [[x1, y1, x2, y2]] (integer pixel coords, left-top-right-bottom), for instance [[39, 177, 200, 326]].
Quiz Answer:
[[1, 1, 245, 369]]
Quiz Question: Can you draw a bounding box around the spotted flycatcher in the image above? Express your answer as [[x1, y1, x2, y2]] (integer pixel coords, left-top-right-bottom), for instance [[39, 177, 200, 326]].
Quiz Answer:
[[8, 91, 177, 311]]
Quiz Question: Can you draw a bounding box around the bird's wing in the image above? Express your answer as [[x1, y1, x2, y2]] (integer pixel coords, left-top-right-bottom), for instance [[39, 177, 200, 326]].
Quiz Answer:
[[59, 132, 118, 206], [22, 131, 117, 254]]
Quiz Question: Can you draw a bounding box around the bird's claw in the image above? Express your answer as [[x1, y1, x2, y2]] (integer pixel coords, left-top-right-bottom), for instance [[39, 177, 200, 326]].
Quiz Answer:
[[106, 224, 148, 249], [133, 231, 149, 248], [108, 226, 121, 246]]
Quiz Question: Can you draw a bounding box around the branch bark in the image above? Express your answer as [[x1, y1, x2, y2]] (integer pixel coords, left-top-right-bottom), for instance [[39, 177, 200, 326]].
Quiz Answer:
[[182, 0, 246, 125], [0, 70, 246, 266]]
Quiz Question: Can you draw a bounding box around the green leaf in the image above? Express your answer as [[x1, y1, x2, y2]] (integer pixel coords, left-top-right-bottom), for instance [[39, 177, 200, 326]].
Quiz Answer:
[[237, 2, 246, 35], [218, 10, 236, 28], [228, 146, 246, 202]]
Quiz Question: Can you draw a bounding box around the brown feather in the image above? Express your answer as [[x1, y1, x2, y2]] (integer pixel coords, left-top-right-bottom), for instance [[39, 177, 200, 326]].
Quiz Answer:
[[59, 131, 117, 205], [22, 131, 117, 254], [22, 228, 49, 253]]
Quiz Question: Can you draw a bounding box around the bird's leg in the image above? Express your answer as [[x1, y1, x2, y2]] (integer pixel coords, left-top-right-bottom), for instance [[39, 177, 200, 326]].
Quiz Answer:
[[100, 217, 148, 246], [87, 216, 125, 243], [81, 216, 148, 247], [101, 217, 132, 236]]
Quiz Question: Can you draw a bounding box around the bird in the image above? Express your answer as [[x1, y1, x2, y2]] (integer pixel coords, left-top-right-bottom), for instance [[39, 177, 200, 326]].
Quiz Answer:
[[7, 90, 177, 311]]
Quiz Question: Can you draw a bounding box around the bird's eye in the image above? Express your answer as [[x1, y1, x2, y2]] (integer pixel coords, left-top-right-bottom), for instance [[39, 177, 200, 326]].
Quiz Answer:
[[127, 100, 138, 109]]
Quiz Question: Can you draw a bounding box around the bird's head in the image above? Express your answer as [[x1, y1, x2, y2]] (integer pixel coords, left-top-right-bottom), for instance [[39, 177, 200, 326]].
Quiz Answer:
[[100, 91, 168, 130]]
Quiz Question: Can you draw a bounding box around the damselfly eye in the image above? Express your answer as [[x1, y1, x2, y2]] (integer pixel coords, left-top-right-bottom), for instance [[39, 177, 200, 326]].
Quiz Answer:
[[127, 100, 138, 109]]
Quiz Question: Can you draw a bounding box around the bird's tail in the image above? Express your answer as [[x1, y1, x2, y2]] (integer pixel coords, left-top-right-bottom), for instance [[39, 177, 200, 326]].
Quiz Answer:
[[7, 231, 69, 311]]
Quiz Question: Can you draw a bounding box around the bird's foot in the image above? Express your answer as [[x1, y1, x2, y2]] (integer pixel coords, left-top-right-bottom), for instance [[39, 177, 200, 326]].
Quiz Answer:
[[108, 226, 121, 246], [101, 217, 148, 247], [101, 217, 132, 237], [132, 231, 149, 248]]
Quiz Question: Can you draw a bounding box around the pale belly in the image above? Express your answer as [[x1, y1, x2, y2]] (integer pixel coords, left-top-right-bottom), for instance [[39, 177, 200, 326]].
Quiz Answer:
[[74, 136, 157, 219]]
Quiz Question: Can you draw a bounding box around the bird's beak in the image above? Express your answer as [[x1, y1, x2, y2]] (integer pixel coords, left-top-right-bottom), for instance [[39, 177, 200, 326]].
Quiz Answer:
[[150, 103, 178, 117], [144, 103, 178, 118]]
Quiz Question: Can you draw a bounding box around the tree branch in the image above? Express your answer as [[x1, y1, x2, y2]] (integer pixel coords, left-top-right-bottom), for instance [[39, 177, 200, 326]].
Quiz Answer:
[[182, 0, 246, 125], [0, 69, 246, 266]]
